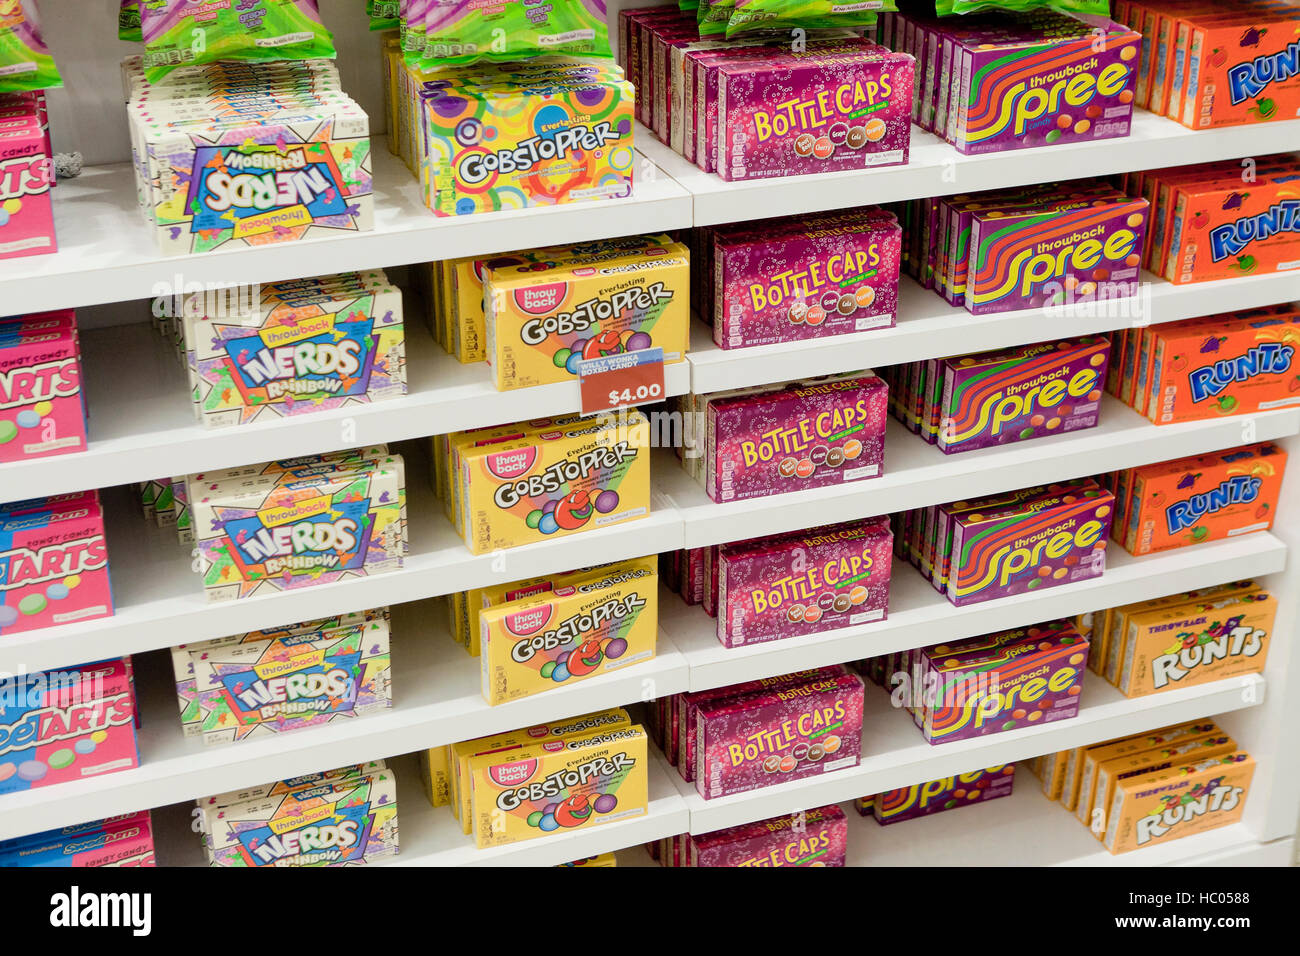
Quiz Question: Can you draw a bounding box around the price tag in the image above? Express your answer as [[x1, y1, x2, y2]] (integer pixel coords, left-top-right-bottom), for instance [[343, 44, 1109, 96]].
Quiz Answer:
[[578, 348, 666, 415]]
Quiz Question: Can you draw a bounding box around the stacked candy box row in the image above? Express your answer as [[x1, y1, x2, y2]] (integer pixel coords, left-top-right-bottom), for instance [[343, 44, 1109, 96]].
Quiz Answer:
[[621, 9, 915, 181], [1121, 155, 1300, 285], [649, 666, 866, 800], [686, 207, 903, 351], [432, 410, 652, 555], [382, 43, 635, 217], [0, 89, 56, 263], [0, 811, 155, 868], [426, 232, 691, 388], [1100, 440, 1286, 557], [418, 708, 650, 849], [1078, 579, 1275, 699], [672, 370, 890, 504], [1032, 717, 1256, 855], [881, 335, 1111, 454], [1116, 0, 1300, 130], [650, 804, 848, 867], [858, 619, 1090, 746], [122, 55, 373, 257], [892, 477, 1117, 608], [879, 7, 1141, 154], [0, 310, 87, 465], [0, 656, 139, 796], [1105, 305, 1300, 425], [194, 760, 399, 867], [445, 556, 659, 706]]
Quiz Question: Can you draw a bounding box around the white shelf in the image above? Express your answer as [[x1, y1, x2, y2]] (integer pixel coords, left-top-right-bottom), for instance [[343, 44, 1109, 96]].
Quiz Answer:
[[0, 321, 691, 505], [669, 671, 1267, 835], [0, 141, 692, 315], [0, 482, 683, 676], [666, 532, 1288, 693], [0, 603, 689, 843], [637, 115, 1300, 226], [685, 274, 1300, 395], [659, 400, 1300, 549]]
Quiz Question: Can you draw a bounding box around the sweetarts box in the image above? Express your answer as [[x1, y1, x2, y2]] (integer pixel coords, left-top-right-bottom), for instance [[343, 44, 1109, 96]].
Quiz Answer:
[[0, 311, 87, 464], [712, 212, 903, 349], [0, 493, 112, 636], [945, 480, 1115, 606], [937, 335, 1111, 453], [691, 804, 847, 866], [871, 765, 1016, 824], [0, 658, 139, 795], [695, 669, 864, 799], [964, 197, 1149, 315], [0, 811, 155, 867], [705, 373, 888, 503], [0, 117, 56, 260], [953, 26, 1141, 154], [717, 517, 892, 648], [716, 45, 915, 181]]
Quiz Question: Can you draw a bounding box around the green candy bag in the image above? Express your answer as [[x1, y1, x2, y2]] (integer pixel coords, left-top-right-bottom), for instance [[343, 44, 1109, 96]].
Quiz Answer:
[[139, 0, 337, 83], [0, 1, 63, 92], [419, 0, 612, 68], [698, 0, 735, 38], [368, 0, 400, 32], [935, 0, 1109, 14], [119, 0, 144, 42], [726, 0, 890, 39], [679, 0, 700, 12]]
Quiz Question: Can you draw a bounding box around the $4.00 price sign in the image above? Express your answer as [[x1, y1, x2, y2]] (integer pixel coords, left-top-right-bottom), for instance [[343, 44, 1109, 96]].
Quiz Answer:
[[578, 347, 666, 415]]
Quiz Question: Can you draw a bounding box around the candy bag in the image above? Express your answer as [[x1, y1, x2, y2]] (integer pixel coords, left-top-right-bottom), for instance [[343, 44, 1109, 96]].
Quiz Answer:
[[401, 0, 431, 59], [698, 0, 735, 37], [935, 0, 1109, 14], [368, 0, 400, 31], [119, 0, 143, 42], [139, 0, 336, 83], [0, 0, 62, 92], [679, 0, 700, 12], [421, 0, 611, 67], [726, 0, 889, 38]]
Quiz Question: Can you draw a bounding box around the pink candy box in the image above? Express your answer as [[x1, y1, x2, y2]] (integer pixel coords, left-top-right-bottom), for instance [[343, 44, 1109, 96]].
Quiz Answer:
[[706, 373, 888, 503], [0, 117, 55, 260], [0, 310, 87, 465], [692, 803, 847, 866], [0, 492, 113, 636], [718, 517, 892, 648], [717, 45, 914, 181], [713, 213, 902, 349], [695, 669, 865, 800]]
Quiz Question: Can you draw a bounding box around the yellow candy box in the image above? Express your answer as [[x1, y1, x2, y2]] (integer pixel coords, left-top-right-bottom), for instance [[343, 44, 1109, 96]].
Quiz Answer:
[[458, 411, 650, 554], [480, 556, 658, 705], [468, 724, 648, 849]]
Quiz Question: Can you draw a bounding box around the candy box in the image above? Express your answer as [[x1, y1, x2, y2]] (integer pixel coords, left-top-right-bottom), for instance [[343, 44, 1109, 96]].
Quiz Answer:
[[483, 243, 690, 391], [479, 557, 658, 705], [0, 311, 87, 464], [695, 669, 864, 800], [193, 458, 405, 601], [965, 197, 1149, 315], [937, 336, 1110, 453], [692, 804, 847, 867], [459, 412, 650, 554], [203, 768, 399, 867], [953, 26, 1141, 154], [419, 745, 452, 808], [0, 658, 139, 795], [706, 373, 887, 503], [921, 626, 1089, 745], [0, 811, 155, 867], [945, 480, 1114, 606], [422, 80, 635, 217], [1103, 751, 1254, 854], [1178, 6, 1300, 129], [717, 517, 892, 648], [199, 760, 389, 814], [0, 118, 55, 260], [713, 214, 903, 349], [0, 494, 112, 635], [873, 766, 1015, 824], [1121, 442, 1286, 555], [468, 725, 648, 849], [1117, 587, 1276, 697], [716, 46, 914, 181], [189, 618, 393, 744]]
